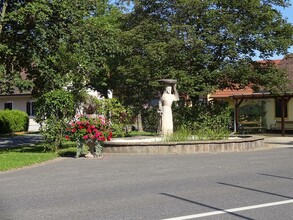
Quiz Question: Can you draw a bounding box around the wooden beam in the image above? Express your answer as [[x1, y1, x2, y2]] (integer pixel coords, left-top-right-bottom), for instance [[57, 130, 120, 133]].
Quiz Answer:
[[234, 98, 244, 133]]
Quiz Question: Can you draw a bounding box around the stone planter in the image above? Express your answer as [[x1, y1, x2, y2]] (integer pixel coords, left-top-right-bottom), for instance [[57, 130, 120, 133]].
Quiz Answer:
[[85, 140, 103, 158], [76, 139, 103, 158]]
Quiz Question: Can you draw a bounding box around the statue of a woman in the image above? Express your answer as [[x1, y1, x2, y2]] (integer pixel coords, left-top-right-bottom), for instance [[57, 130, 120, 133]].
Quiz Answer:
[[158, 83, 179, 135]]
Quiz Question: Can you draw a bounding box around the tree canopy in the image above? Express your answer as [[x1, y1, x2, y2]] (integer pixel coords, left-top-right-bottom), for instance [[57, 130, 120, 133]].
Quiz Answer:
[[1, 0, 293, 108], [114, 0, 293, 106], [0, 0, 124, 96]]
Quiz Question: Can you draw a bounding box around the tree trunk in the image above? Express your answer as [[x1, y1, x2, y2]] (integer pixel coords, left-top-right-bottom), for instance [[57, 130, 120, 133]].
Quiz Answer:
[[137, 113, 144, 132], [0, 0, 8, 35]]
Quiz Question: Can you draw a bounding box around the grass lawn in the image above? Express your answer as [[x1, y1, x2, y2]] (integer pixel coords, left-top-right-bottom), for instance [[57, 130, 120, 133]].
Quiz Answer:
[[0, 144, 58, 171], [0, 151, 57, 171], [0, 131, 156, 172], [0, 141, 77, 172]]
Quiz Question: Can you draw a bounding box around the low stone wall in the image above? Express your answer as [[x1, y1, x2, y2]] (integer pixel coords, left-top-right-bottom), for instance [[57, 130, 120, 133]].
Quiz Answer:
[[103, 136, 268, 154]]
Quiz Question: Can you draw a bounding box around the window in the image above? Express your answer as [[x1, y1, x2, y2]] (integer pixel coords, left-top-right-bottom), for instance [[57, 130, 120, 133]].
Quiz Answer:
[[275, 99, 288, 118], [4, 102, 12, 110], [26, 102, 36, 116]]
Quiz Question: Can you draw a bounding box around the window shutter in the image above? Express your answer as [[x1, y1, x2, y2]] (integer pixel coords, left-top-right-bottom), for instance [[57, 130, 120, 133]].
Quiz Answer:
[[26, 102, 31, 115]]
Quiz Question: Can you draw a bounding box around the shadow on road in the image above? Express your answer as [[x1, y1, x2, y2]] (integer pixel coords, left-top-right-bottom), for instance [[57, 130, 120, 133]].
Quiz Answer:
[[217, 182, 293, 199], [258, 173, 293, 180], [160, 192, 254, 220]]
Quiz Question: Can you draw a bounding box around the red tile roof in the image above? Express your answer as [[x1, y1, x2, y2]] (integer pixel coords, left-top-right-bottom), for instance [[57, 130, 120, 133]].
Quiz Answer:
[[209, 87, 254, 98], [210, 57, 293, 98], [257, 59, 282, 65]]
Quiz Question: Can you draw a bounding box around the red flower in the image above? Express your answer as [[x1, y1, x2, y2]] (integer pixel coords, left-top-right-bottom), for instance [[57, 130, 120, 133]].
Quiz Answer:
[[65, 135, 70, 140], [78, 125, 84, 130], [65, 115, 112, 142], [107, 132, 113, 141]]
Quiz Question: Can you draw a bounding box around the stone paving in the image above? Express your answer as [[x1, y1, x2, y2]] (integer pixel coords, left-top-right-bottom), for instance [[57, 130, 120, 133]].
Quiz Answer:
[[1, 133, 293, 149]]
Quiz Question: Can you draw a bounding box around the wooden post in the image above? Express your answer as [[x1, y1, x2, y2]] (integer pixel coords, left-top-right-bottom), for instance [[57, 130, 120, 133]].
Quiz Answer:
[[233, 98, 244, 133], [281, 97, 285, 136]]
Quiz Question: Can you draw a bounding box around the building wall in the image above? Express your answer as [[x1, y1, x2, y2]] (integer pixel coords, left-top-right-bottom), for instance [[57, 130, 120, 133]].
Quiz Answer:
[[0, 96, 33, 112], [0, 95, 40, 131], [265, 98, 293, 129]]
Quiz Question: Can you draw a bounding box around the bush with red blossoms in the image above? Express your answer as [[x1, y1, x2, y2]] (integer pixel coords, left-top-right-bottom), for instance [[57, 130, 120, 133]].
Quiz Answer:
[[65, 115, 113, 142]]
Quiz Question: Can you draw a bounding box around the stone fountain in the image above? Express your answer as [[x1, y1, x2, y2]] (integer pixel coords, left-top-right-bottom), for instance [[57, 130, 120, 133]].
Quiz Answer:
[[103, 79, 267, 154]]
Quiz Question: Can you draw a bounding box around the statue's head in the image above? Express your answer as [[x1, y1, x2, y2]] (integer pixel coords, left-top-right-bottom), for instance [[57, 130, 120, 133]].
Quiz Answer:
[[165, 86, 172, 94]]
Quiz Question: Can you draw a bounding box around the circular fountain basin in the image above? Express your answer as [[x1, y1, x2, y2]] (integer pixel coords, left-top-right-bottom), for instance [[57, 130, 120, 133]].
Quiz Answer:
[[103, 135, 268, 154]]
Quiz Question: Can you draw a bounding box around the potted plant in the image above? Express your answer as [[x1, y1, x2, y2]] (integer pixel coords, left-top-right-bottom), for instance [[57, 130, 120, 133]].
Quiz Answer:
[[65, 115, 113, 158]]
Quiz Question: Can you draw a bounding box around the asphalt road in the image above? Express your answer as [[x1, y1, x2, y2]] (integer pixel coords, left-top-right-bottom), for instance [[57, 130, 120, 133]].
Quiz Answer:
[[1, 146, 293, 220]]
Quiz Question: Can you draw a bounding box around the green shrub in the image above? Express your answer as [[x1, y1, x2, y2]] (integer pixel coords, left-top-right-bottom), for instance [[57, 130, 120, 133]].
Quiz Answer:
[[163, 126, 193, 142], [35, 89, 75, 150], [0, 110, 29, 134], [173, 100, 232, 140], [95, 98, 133, 137], [141, 107, 160, 133]]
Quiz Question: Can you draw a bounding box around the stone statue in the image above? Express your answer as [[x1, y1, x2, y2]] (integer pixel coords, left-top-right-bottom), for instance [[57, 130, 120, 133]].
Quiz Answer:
[[158, 80, 179, 135], [107, 89, 113, 99]]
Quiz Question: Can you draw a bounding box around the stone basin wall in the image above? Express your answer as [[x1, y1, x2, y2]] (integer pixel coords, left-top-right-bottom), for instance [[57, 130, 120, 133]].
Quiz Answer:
[[103, 136, 268, 154]]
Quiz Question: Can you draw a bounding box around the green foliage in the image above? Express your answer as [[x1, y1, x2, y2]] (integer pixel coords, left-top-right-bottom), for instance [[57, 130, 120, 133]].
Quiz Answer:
[[194, 114, 231, 140], [95, 98, 133, 137], [163, 126, 193, 142], [115, 0, 293, 107], [0, 0, 124, 97], [35, 89, 75, 150], [141, 107, 160, 133], [173, 101, 232, 140], [0, 110, 29, 134]]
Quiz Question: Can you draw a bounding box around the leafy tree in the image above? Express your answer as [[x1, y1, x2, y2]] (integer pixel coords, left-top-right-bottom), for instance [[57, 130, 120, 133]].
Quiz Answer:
[[0, 0, 124, 97], [115, 0, 293, 107]]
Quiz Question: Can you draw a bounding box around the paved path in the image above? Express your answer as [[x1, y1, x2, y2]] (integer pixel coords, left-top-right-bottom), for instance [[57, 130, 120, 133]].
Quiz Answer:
[[264, 135, 293, 148], [0, 134, 43, 148], [1, 133, 293, 149]]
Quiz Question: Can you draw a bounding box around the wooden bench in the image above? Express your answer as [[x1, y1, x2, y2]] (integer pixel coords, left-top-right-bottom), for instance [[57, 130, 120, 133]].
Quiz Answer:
[[270, 121, 293, 130], [239, 121, 265, 134]]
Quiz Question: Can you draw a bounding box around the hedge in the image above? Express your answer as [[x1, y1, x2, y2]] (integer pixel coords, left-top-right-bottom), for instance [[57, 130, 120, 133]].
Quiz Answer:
[[0, 110, 29, 134]]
